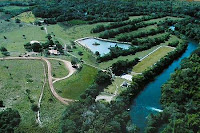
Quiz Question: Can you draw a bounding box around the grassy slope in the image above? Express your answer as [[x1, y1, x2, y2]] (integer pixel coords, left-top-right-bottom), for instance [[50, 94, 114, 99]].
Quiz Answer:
[[49, 59, 69, 78], [54, 64, 98, 100], [0, 60, 65, 133], [132, 46, 174, 73], [12, 11, 37, 23]]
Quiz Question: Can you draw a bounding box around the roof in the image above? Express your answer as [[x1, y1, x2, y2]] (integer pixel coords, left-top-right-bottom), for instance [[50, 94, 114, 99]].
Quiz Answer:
[[30, 40, 40, 44], [48, 50, 60, 55]]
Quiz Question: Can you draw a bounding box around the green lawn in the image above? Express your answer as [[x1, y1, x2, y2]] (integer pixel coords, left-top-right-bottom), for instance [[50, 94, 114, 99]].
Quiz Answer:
[[0, 60, 66, 133], [67, 19, 88, 25], [54, 64, 98, 100], [132, 46, 174, 73], [49, 59, 69, 78]]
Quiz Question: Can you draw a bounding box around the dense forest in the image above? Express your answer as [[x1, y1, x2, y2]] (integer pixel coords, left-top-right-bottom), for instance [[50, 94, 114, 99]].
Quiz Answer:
[[31, 0, 200, 24], [145, 49, 200, 133]]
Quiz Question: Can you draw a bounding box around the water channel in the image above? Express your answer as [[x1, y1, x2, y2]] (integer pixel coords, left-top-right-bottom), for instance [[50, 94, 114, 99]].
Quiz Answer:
[[130, 41, 198, 131]]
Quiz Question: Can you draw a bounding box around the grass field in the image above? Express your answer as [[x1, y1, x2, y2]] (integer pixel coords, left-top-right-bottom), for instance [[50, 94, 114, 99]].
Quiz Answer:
[[67, 19, 88, 25], [143, 16, 183, 23], [54, 64, 98, 100], [98, 44, 165, 69], [0, 6, 29, 12], [132, 46, 174, 73], [49, 59, 69, 78], [0, 60, 66, 133], [12, 11, 36, 23], [129, 15, 145, 20], [0, 25, 47, 57]]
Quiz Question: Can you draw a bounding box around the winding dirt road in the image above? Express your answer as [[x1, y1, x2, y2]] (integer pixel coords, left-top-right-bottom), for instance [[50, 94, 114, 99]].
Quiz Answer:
[[0, 57, 75, 105], [48, 58, 76, 84]]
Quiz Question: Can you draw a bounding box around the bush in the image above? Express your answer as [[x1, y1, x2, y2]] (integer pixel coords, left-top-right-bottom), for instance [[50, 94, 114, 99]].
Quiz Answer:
[[78, 51, 83, 56], [15, 18, 21, 23], [31, 104, 39, 112]]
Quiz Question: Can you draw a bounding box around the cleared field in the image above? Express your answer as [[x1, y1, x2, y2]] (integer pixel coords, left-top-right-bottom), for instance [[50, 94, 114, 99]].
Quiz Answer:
[[143, 16, 183, 23], [0, 25, 47, 57], [54, 64, 98, 100], [98, 44, 165, 69], [67, 19, 87, 25], [47, 22, 108, 43], [132, 46, 174, 73], [49, 59, 69, 78], [0, 60, 65, 133], [12, 11, 36, 23]]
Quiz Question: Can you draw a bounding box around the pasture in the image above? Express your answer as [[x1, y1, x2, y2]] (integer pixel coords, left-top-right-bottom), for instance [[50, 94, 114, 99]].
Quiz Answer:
[[49, 59, 69, 78], [132, 46, 175, 73], [0, 60, 65, 133], [54, 64, 98, 100]]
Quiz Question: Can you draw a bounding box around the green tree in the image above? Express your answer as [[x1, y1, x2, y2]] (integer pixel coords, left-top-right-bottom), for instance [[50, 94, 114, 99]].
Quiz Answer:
[[0, 108, 21, 133]]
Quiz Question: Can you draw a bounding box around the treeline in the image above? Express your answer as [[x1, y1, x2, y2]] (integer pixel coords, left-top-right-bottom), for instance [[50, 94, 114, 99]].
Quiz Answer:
[[175, 18, 200, 42], [97, 33, 170, 62], [0, 1, 35, 7], [60, 71, 138, 132], [117, 27, 165, 42], [91, 15, 164, 33], [1, 8, 31, 17], [145, 48, 200, 133], [111, 58, 139, 76], [99, 21, 156, 39]]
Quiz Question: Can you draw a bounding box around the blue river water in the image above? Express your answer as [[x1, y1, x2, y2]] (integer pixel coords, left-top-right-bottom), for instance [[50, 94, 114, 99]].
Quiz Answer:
[[130, 41, 198, 131]]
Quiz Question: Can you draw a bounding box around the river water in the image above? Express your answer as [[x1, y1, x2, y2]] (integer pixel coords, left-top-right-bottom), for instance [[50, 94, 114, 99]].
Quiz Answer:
[[130, 41, 198, 131]]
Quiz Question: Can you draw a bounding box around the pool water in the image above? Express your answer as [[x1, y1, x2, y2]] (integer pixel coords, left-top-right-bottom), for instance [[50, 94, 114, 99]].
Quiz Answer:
[[78, 38, 130, 56]]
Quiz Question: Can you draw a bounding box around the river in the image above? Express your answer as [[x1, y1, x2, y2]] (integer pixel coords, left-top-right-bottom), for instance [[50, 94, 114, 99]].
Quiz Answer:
[[130, 41, 198, 132]]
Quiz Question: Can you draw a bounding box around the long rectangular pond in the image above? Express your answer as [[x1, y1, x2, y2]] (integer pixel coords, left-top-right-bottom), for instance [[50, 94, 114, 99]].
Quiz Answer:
[[77, 38, 131, 56]]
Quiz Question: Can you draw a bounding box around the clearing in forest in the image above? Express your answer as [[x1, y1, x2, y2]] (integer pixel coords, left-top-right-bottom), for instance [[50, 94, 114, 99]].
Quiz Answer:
[[132, 46, 175, 73]]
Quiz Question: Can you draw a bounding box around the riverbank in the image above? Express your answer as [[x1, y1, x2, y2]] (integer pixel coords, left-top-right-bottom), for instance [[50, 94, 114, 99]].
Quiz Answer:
[[130, 41, 198, 131]]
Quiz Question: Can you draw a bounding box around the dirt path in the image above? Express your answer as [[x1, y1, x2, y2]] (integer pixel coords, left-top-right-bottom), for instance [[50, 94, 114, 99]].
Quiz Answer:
[[0, 57, 74, 105], [48, 58, 76, 84], [36, 62, 46, 126]]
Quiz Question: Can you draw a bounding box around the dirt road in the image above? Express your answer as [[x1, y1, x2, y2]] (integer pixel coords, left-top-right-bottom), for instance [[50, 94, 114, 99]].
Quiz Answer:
[[0, 57, 75, 105], [48, 58, 76, 84]]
